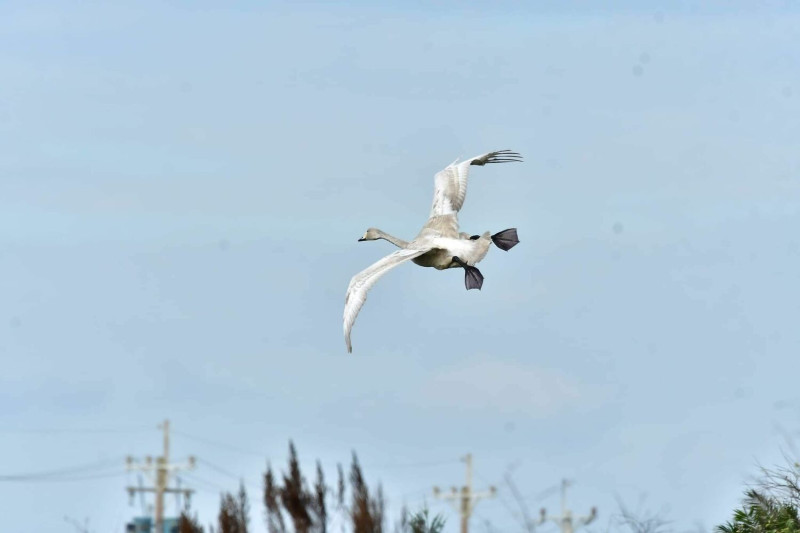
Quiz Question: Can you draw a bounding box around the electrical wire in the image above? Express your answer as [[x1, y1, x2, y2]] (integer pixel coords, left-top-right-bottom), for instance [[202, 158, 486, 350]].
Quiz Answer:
[[474, 469, 531, 531], [176, 431, 459, 470], [365, 458, 461, 470], [197, 458, 243, 480], [0, 470, 128, 483], [0, 456, 125, 481], [196, 458, 263, 495], [181, 472, 227, 493], [172, 429, 265, 457], [181, 471, 261, 499], [137, 473, 147, 514], [528, 483, 560, 503], [0, 426, 153, 435]]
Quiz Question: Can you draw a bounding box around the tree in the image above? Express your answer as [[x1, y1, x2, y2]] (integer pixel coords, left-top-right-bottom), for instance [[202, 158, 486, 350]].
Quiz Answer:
[[263, 442, 384, 533], [238, 483, 251, 532], [219, 482, 250, 533], [756, 460, 800, 510], [280, 442, 313, 533], [313, 461, 328, 533], [265, 465, 288, 533], [612, 496, 671, 533], [264, 441, 327, 533], [179, 511, 204, 533], [718, 490, 800, 533], [716, 456, 800, 533], [396, 508, 446, 533], [349, 453, 383, 533], [220, 493, 238, 533]]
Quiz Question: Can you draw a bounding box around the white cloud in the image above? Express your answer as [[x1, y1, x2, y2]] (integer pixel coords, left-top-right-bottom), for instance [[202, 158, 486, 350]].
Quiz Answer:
[[419, 358, 593, 417]]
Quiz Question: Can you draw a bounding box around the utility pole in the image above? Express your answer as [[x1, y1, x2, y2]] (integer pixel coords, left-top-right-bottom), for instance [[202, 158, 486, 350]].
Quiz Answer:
[[127, 419, 196, 533], [539, 479, 597, 533], [433, 453, 496, 533]]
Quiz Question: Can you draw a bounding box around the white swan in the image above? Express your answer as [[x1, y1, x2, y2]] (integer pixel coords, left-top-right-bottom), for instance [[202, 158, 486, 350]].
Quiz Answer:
[[343, 150, 522, 353]]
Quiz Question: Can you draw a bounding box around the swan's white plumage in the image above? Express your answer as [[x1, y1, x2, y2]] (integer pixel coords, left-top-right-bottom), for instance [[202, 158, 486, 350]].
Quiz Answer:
[[344, 149, 521, 352], [430, 158, 473, 217], [429, 150, 514, 218], [343, 247, 429, 353]]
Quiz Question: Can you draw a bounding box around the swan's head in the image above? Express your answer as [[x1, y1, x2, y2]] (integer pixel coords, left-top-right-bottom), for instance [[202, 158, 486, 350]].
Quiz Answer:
[[358, 228, 382, 242]]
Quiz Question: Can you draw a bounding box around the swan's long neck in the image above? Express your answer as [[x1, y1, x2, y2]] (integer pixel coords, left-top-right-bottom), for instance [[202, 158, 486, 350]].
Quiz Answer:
[[376, 229, 409, 248]]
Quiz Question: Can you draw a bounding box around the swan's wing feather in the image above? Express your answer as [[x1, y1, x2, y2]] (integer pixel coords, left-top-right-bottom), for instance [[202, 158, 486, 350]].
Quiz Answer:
[[343, 247, 430, 353], [429, 150, 522, 217]]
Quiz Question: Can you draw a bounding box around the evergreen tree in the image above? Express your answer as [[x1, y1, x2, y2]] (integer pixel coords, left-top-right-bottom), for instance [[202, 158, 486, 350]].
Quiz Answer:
[[396, 508, 445, 533], [718, 490, 800, 533]]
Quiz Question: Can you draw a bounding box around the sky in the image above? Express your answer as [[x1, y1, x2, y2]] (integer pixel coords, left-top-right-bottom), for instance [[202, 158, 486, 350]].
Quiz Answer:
[[1, 1, 800, 531]]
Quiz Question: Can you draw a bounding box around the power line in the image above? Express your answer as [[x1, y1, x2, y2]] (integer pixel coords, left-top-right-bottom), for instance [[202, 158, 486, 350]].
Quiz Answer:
[[181, 472, 261, 499], [433, 453, 496, 533], [175, 431, 458, 471], [0, 426, 152, 435], [196, 458, 244, 481], [172, 429, 265, 457], [538, 479, 597, 533], [195, 458, 264, 496], [0, 471, 127, 483], [471, 508, 521, 533], [136, 474, 147, 515], [0, 456, 125, 481], [501, 471, 536, 532], [529, 483, 560, 503], [127, 420, 196, 532], [180, 473, 227, 493], [366, 459, 461, 470], [469, 469, 524, 530]]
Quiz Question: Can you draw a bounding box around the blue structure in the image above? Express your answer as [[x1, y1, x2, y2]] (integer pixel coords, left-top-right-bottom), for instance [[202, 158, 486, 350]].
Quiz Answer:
[[126, 517, 151, 533], [125, 516, 179, 533]]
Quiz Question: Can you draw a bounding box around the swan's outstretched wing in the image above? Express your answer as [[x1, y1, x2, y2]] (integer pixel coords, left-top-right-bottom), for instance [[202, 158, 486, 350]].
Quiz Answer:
[[429, 150, 522, 217], [344, 247, 430, 353]]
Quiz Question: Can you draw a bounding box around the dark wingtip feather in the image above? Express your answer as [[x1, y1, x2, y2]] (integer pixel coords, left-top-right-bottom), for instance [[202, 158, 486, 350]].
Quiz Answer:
[[469, 150, 523, 165], [487, 150, 523, 163]]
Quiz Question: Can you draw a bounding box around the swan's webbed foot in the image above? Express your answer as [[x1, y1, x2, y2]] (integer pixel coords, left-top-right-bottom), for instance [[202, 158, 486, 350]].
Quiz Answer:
[[491, 228, 519, 251], [464, 266, 484, 290], [452, 256, 484, 290]]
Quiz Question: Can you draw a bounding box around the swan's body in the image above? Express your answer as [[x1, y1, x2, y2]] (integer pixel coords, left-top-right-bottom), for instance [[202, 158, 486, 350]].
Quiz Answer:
[[344, 150, 522, 353]]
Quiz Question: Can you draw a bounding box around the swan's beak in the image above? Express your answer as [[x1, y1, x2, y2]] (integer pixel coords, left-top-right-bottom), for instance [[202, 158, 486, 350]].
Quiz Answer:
[[358, 237, 366, 242]]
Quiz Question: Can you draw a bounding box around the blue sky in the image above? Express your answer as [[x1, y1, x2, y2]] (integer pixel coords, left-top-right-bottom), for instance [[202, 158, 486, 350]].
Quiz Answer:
[[1, 1, 799, 531]]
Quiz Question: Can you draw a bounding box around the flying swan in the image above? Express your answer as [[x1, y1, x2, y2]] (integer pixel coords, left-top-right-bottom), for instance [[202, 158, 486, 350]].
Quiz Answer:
[[343, 150, 522, 352]]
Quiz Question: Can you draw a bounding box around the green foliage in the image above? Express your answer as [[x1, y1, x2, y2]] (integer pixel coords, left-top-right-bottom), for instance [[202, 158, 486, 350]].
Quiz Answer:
[[397, 508, 446, 533], [718, 490, 800, 533]]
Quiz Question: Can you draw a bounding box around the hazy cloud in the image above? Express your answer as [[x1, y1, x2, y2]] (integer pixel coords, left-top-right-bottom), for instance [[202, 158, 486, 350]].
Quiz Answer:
[[421, 357, 595, 417]]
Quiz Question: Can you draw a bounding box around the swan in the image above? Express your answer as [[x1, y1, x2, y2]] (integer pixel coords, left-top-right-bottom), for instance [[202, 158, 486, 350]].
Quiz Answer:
[[343, 150, 522, 353]]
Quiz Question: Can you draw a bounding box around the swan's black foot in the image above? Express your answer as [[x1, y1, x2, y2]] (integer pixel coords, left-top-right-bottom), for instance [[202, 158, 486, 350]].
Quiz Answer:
[[491, 228, 519, 251], [464, 266, 484, 290], [452, 256, 484, 290]]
